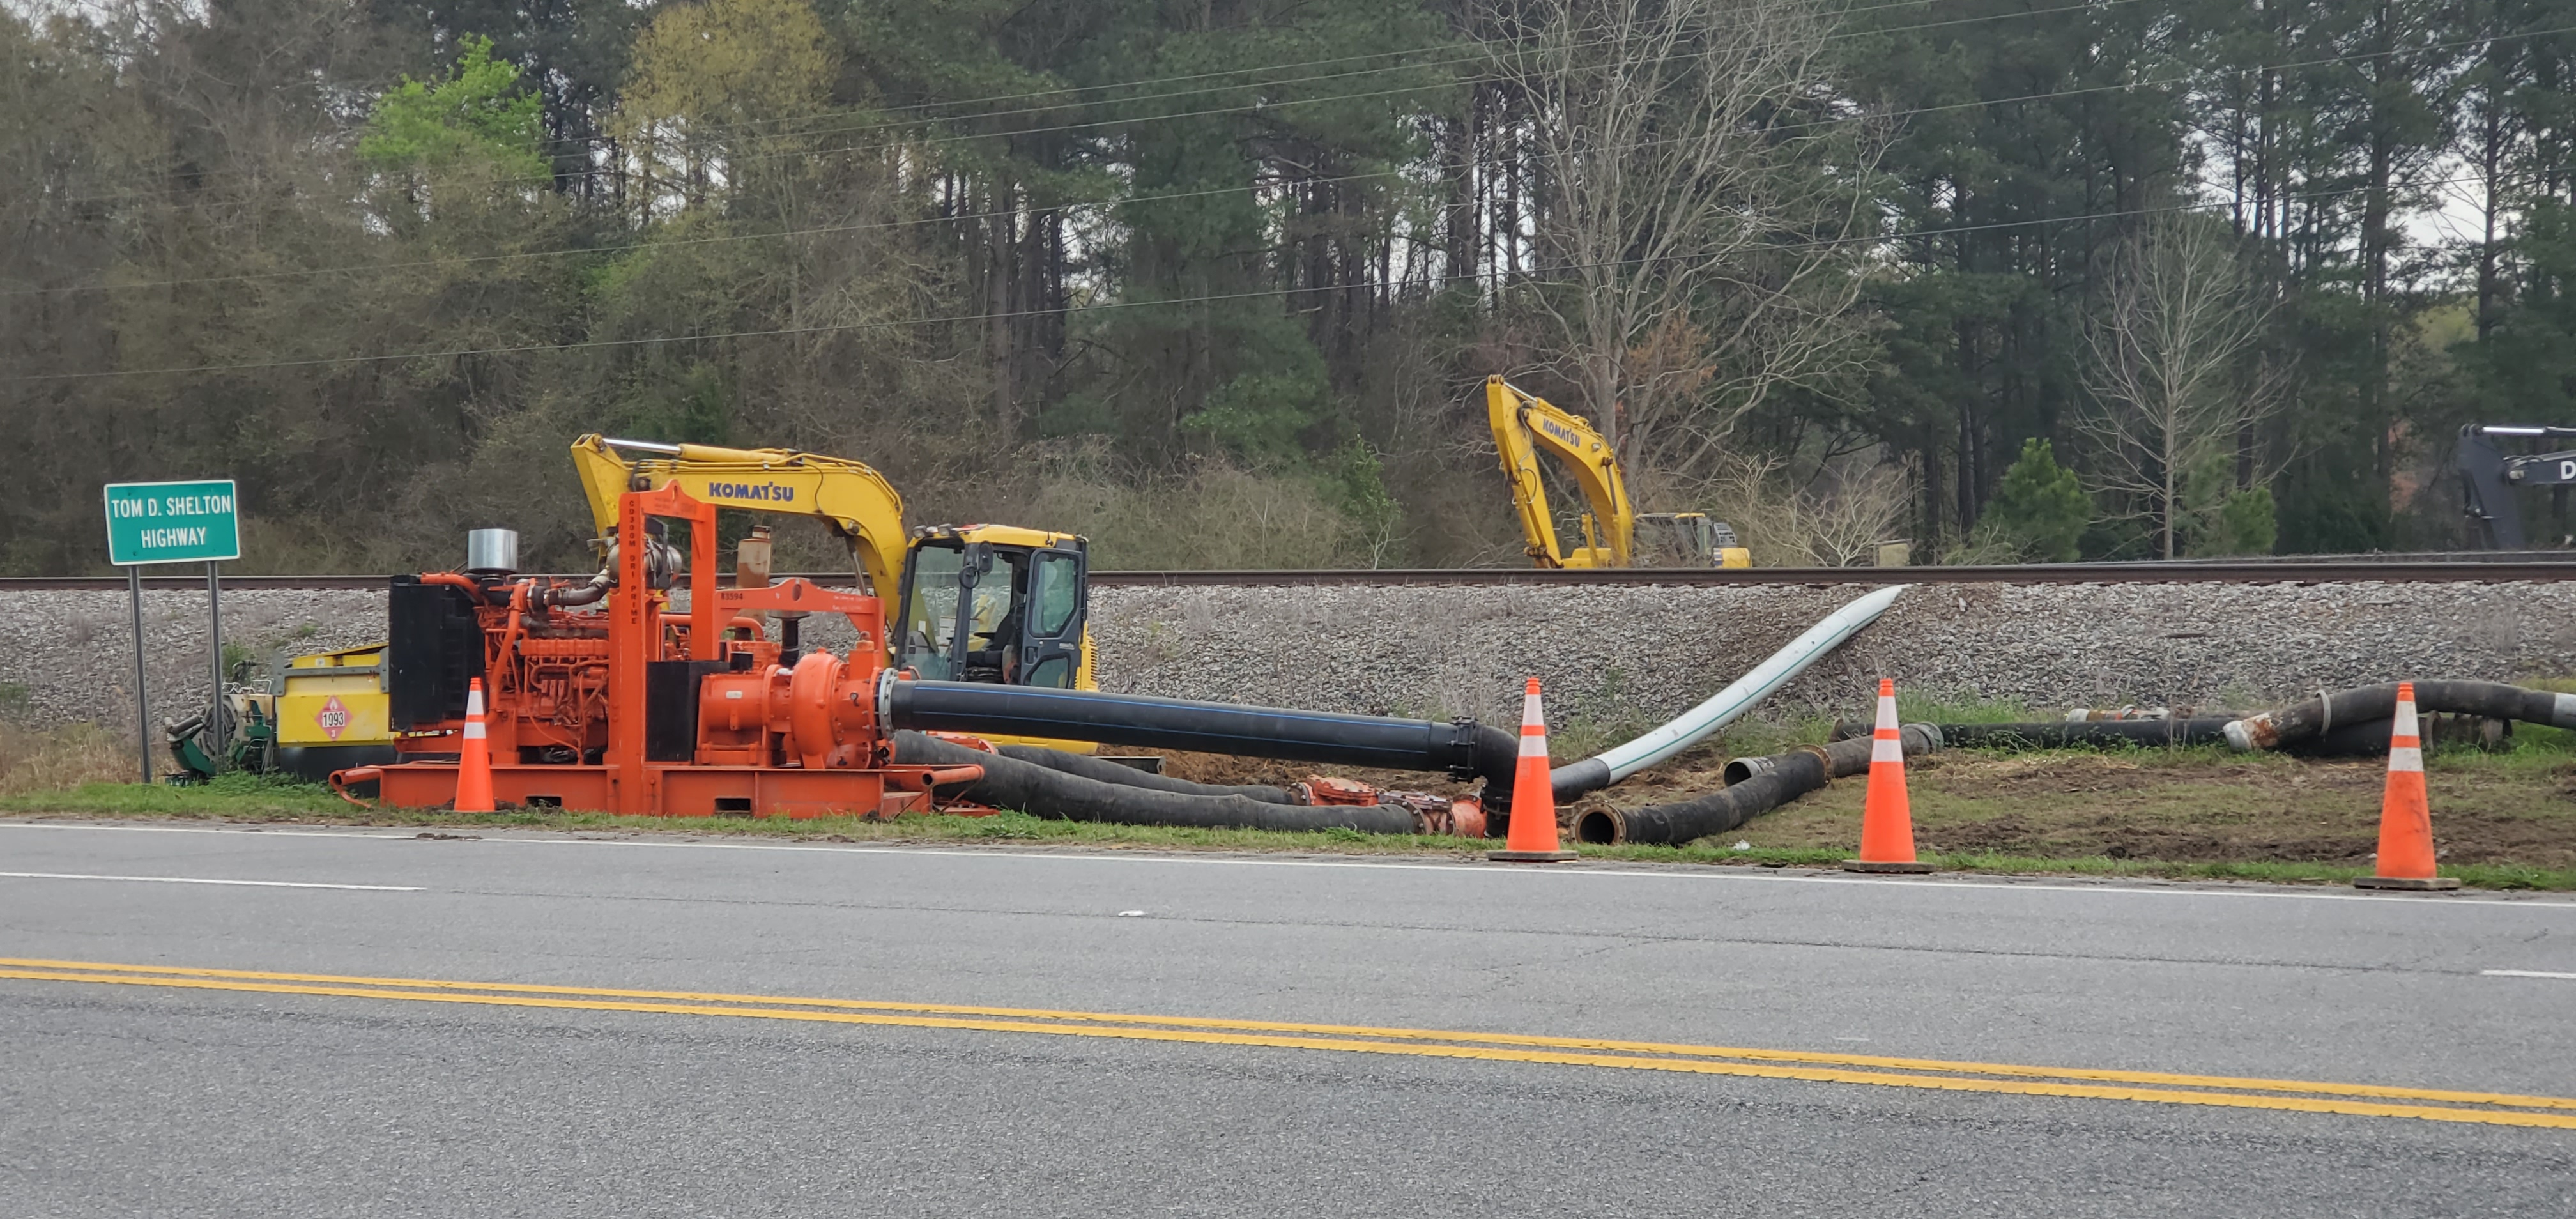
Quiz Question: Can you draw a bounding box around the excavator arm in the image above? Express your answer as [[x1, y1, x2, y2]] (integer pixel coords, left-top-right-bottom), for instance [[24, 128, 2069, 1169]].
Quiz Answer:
[[2458, 424, 2576, 549], [1485, 376, 1635, 567], [569, 435, 908, 602]]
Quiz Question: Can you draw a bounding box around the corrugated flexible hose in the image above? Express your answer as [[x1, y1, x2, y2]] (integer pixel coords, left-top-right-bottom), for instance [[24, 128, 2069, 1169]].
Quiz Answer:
[[1575, 725, 1942, 847], [2226, 681, 2576, 751], [990, 744, 1301, 804], [889, 731, 1418, 834]]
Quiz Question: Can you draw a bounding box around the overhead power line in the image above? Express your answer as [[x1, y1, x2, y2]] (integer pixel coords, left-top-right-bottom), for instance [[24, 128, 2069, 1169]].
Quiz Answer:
[[547, 0, 1972, 148], [695, 19, 2575, 174], [12, 11, 2544, 301], [14, 0, 2128, 214], [2, 169, 2529, 385], [657, 0, 2138, 154]]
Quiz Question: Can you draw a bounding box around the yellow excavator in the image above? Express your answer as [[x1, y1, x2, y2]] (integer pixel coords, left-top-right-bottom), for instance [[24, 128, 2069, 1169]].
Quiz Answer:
[[1485, 376, 1752, 569], [569, 436, 1097, 692]]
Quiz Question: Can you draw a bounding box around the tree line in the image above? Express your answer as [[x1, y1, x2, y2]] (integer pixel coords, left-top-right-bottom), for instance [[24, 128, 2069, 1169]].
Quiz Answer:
[[4, 0, 2573, 575]]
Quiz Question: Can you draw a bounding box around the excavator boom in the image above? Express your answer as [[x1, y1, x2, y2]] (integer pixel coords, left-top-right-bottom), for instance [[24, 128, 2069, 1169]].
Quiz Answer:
[[2458, 424, 2576, 549], [1483, 377, 1751, 569], [569, 433, 1096, 701], [570, 436, 911, 601], [1485, 377, 1634, 567]]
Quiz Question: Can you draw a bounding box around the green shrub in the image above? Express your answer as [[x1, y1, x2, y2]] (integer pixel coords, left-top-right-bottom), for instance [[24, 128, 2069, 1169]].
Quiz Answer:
[[1984, 438, 2090, 562]]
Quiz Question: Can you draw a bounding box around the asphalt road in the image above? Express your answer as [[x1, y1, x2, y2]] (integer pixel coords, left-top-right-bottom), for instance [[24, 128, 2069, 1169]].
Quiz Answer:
[[4, 820, 2574, 1216]]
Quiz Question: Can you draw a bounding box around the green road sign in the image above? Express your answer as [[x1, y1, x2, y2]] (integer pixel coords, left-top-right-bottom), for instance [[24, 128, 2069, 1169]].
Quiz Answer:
[[103, 479, 240, 566]]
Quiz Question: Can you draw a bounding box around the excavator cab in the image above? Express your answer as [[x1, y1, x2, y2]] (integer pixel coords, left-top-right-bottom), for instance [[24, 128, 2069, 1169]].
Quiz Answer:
[[1634, 513, 1752, 568], [894, 527, 1089, 689], [567, 436, 1098, 692]]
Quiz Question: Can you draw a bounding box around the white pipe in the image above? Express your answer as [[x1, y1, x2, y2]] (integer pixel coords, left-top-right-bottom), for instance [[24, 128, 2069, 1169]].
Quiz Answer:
[[1554, 584, 1910, 794]]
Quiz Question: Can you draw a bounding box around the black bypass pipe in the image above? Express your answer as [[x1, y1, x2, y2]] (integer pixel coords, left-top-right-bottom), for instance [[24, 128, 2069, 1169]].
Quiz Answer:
[[891, 732, 1414, 833], [884, 680, 1520, 802], [1830, 719, 2239, 749], [2227, 681, 2576, 751], [1577, 726, 1942, 847]]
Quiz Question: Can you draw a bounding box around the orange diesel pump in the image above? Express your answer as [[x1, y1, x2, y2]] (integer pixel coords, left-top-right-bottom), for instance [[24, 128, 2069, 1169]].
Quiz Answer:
[[335, 485, 979, 818]]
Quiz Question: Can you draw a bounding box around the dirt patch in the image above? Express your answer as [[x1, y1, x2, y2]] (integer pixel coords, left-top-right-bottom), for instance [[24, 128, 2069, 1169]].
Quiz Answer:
[[1627, 747, 2576, 869], [1149, 740, 2576, 870], [1924, 811, 2380, 864], [1145, 750, 1475, 797], [1920, 804, 2576, 868], [1577, 744, 1733, 806], [1930, 752, 2576, 866]]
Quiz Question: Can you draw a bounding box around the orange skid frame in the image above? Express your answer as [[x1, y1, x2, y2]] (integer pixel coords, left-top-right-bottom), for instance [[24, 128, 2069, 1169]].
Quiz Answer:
[[342, 762, 977, 820]]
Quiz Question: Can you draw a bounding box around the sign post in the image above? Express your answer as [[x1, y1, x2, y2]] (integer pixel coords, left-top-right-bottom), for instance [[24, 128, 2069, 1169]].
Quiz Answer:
[[125, 565, 147, 783], [103, 480, 241, 784]]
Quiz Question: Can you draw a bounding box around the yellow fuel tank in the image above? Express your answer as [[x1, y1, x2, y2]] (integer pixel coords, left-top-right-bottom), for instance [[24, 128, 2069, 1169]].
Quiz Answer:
[[274, 645, 394, 748]]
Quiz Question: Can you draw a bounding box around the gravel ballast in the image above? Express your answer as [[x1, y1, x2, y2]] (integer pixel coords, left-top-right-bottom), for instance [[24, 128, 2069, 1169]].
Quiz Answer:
[[6, 579, 2572, 741]]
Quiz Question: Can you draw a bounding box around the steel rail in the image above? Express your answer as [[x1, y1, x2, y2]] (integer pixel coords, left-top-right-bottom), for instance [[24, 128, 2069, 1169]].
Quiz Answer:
[[1087, 561, 2576, 586], [8, 557, 2576, 593]]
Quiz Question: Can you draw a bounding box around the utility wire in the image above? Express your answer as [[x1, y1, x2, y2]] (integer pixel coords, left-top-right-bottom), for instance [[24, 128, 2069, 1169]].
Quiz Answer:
[[3, 168, 2529, 385], [13, 12, 2540, 300], [13, 0, 2129, 213], [652, 0, 2134, 154], [2, 163, 1417, 297], [694, 20, 2576, 172], [535, 0, 1970, 148]]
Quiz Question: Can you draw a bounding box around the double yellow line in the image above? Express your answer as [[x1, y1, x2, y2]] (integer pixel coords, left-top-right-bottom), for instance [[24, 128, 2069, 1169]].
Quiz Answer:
[[6, 956, 2572, 1130]]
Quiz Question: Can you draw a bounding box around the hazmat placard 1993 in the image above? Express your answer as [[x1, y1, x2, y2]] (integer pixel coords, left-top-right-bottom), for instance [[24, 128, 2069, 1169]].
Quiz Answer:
[[103, 479, 241, 566]]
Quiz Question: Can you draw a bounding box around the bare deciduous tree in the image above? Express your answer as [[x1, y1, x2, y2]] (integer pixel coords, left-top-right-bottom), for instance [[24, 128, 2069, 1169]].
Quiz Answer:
[[1653, 450, 1911, 567], [1473, 0, 1879, 482], [2080, 215, 2286, 560]]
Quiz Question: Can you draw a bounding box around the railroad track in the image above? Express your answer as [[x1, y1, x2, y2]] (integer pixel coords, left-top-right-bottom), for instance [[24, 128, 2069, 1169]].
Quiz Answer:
[[10, 556, 2576, 592]]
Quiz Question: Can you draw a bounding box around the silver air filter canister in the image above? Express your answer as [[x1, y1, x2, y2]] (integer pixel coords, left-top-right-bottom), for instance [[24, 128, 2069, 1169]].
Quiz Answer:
[[465, 528, 520, 578]]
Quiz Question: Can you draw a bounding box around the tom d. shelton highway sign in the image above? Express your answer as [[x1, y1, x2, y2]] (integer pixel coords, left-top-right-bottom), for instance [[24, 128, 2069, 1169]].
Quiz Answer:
[[103, 480, 240, 566]]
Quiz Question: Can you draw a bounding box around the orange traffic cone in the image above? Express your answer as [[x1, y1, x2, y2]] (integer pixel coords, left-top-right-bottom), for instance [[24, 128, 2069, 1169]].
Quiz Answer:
[[1846, 678, 1933, 874], [2355, 682, 2458, 891], [454, 677, 496, 813], [1490, 678, 1575, 862]]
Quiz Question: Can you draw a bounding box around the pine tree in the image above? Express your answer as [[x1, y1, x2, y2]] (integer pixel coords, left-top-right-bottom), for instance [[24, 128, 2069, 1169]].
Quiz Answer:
[[1984, 439, 2090, 563]]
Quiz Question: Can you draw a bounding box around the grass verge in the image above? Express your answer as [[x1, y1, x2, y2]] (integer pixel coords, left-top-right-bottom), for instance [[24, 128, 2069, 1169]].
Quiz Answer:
[[10, 758, 2576, 889]]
